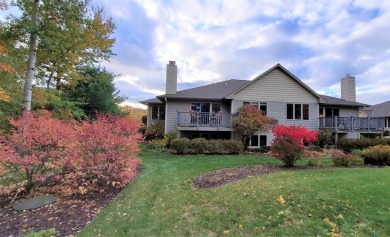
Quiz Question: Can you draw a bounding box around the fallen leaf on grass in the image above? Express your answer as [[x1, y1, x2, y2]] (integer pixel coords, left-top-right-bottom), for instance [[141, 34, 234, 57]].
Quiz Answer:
[[223, 229, 230, 235], [277, 195, 286, 204]]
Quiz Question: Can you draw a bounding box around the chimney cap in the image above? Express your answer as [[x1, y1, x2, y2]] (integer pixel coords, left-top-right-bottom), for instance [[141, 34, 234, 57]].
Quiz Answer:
[[169, 61, 176, 65]]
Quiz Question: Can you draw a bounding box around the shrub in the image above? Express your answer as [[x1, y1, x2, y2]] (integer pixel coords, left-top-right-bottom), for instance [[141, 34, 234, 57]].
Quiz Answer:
[[223, 140, 243, 154], [169, 138, 242, 155], [171, 138, 191, 154], [270, 125, 318, 167], [0, 110, 72, 195], [189, 138, 209, 154], [331, 152, 363, 166], [362, 145, 390, 166], [164, 131, 177, 148], [317, 130, 333, 148], [338, 138, 390, 153], [64, 114, 142, 193], [144, 121, 164, 140], [208, 140, 225, 154], [307, 158, 320, 166]]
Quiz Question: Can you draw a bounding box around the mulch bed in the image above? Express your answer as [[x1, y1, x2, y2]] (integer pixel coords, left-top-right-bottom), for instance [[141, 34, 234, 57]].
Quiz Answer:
[[193, 165, 333, 189], [0, 185, 122, 237]]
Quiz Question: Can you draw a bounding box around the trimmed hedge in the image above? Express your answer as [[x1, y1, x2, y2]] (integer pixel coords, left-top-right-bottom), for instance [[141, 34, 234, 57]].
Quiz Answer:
[[362, 145, 390, 166], [170, 138, 242, 155], [338, 138, 390, 153]]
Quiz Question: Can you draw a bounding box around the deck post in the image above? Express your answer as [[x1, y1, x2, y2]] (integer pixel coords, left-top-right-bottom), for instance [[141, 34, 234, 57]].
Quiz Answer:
[[351, 116, 354, 133], [334, 116, 338, 132], [367, 117, 370, 133]]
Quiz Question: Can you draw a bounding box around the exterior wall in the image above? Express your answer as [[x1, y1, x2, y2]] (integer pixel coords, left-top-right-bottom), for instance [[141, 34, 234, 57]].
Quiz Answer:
[[233, 68, 318, 103], [165, 99, 189, 133], [229, 69, 319, 146], [339, 107, 359, 117]]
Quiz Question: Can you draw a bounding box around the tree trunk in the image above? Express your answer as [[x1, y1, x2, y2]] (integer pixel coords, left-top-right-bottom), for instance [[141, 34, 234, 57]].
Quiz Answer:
[[23, 0, 40, 113]]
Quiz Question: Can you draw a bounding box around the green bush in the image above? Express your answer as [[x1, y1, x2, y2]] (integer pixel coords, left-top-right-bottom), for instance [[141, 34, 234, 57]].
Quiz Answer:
[[338, 138, 390, 153], [164, 131, 177, 148], [189, 138, 209, 154], [331, 152, 363, 166], [170, 139, 242, 155], [208, 140, 225, 154], [307, 158, 321, 166], [171, 138, 191, 154], [223, 140, 243, 154], [24, 228, 58, 237], [317, 130, 333, 148], [362, 145, 390, 166]]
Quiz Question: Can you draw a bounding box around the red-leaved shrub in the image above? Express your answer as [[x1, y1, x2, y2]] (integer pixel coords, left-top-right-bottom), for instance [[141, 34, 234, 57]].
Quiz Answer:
[[64, 114, 142, 193], [270, 125, 318, 167], [0, 110, 72, 194]]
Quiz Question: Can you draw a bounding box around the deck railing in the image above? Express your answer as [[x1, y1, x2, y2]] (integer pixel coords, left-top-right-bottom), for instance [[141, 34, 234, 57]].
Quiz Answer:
[[319, 116, 385, 132], [177, 112, 234, 128]]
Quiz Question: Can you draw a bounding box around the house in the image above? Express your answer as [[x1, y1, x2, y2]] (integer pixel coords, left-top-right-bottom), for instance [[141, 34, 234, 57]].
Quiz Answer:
[[141, 61, 385, 147], [360, 100, 390, 133]]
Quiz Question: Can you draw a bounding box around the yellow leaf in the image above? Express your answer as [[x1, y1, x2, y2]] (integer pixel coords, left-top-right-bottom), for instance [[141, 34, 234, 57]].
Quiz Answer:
[[238, 224, 243, 231], [223, 230, 230, 235], [338, 214, 344, 219], [277, 195, 286, 204], [48, 217, 54, 221]]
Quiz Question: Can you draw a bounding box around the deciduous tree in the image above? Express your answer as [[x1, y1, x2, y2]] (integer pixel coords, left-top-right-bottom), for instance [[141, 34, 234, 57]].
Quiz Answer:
[[232, 105, 277, 149]]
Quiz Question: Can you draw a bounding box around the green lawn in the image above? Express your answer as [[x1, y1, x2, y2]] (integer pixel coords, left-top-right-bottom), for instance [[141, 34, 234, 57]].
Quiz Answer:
[[79, 148, 390, 236]]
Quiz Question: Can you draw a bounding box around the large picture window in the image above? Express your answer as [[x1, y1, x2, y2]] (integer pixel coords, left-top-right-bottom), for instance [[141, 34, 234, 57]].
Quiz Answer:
[[287, 103, 309, 120], [319, 107, 339, 117]]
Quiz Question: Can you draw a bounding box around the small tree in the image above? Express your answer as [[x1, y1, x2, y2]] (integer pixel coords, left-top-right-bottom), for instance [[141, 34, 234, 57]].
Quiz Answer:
[[270, 125, 318, 167], [231, 105, 277, 149]]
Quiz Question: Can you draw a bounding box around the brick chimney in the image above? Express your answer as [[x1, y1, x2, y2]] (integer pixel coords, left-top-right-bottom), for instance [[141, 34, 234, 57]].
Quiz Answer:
[[166, 61, 177, 94], [341, 74, 356, 102]]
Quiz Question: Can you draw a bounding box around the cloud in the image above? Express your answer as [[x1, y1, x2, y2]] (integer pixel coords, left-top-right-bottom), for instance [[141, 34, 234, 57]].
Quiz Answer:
[[83, 0, 390, 106]]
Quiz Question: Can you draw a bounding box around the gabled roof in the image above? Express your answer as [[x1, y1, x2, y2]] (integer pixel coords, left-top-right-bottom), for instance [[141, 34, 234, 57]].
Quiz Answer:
[[140, 97, 163, 105], [361, 100, 390, 117], [319, 95, 369, 107], [225, 63, 320, 99], [156, 79, 249, 100]]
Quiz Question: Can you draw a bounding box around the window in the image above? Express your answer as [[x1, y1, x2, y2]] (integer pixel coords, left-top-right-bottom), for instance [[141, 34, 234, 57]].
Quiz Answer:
[[295, 104, 302, 120], [319, 107, 340, 117], [250, 135, 259, 147], [191, 103, 221, 113], [287, 103, 309, 120], [243, 101, 267, 115], [152, 105, 165, 120], [249, 135, 267, 147], [287, 104, 294, 119], [303, 104, 309, 120], [259, 135, 267, 146]]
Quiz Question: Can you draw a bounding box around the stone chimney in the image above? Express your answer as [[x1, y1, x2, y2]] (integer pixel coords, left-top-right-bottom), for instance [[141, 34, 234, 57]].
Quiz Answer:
[[341, 74, 356, 102], [166, 61, 177, 94]]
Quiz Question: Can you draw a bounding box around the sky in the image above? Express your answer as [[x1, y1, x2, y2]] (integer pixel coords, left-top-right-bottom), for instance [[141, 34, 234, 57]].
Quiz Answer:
[[3, 0, 390, 108]]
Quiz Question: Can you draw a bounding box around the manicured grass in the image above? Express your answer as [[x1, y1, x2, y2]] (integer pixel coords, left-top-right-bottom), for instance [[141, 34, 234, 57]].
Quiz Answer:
[[79, 148, 390, 236]]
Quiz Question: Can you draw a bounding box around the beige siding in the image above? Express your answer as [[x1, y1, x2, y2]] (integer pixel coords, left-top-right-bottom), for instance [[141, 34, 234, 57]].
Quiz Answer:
[[339, 107, 359, 117], [233, 68, 318, 103], [165, 99, 189, 133]]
